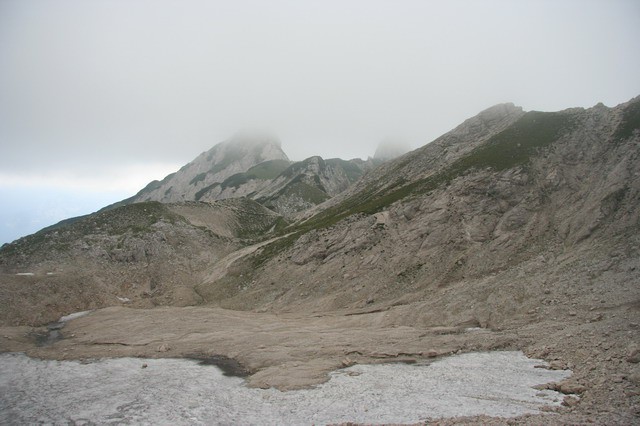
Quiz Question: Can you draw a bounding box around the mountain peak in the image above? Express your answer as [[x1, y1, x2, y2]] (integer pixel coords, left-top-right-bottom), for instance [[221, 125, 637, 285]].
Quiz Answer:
[[130, 132, 289, 204]]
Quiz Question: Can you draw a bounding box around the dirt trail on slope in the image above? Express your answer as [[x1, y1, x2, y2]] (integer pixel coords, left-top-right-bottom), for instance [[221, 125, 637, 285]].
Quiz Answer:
[[203, 234, 291, 284]]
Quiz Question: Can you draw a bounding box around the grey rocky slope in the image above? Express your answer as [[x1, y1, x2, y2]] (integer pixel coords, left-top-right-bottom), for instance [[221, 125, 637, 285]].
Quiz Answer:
[[225, 98, 639, 315]]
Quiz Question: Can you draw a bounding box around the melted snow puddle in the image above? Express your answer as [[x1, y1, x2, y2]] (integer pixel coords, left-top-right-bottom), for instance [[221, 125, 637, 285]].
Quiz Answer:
[[0, 351, 571, 425]]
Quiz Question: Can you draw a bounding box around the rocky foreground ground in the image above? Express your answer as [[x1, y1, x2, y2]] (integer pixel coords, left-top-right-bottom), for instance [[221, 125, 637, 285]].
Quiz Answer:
[[1, 293, 638, 424]]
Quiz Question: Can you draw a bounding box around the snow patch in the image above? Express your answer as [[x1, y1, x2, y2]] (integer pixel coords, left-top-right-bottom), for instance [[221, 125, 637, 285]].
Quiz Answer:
[[0, 351, 571, 424], [59, 310, 93, 323]]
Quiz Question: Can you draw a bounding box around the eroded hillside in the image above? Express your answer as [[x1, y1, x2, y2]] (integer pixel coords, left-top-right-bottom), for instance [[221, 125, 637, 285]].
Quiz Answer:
[[0, 199, 283, 325]]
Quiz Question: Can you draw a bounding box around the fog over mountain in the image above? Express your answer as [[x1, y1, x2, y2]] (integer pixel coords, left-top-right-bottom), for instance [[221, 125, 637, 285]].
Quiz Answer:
[[373, 139, 412, 161], [0, 0, 639, 243]]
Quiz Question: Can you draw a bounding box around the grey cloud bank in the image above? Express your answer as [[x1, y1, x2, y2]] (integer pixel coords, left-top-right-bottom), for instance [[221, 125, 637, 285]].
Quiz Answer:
[[0, 0, 639, 243]]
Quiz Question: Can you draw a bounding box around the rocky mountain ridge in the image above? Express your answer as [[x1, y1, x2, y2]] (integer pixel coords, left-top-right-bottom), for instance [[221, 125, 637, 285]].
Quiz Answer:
[[2, 98, 638, 321], [1, 97, 639, 424], [117, 131, 375, 217]]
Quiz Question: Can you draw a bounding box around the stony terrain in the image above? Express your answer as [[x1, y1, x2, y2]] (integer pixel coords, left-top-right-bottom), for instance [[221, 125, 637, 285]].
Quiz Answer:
[[1, 97, 639, 424]]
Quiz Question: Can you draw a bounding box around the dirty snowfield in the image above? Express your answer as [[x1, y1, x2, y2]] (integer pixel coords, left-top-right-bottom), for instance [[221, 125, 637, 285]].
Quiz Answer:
[[0, 351, 570, 425]]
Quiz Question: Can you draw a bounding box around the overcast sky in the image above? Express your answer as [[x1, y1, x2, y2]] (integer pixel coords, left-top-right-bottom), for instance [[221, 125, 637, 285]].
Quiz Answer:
[[1, 0, 639, 244]]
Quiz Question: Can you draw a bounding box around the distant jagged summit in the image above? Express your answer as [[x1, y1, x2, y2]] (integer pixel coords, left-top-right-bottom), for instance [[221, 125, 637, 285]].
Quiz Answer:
[[130, 132, 290, 204], [123, 130, 374, 216], [373, 139, 411, 161]]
